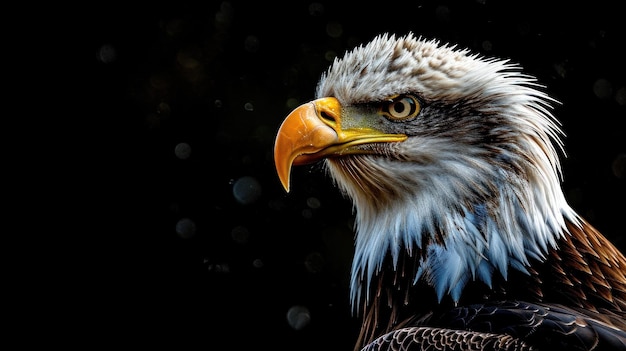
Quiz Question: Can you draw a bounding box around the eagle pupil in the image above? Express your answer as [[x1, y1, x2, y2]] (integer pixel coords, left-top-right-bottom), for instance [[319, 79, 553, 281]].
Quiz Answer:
[[393, 103, 405, 114]]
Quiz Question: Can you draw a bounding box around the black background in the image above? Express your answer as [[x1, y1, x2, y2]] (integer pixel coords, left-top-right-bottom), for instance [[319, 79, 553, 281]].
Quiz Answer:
[[92, 1, 625, 349]]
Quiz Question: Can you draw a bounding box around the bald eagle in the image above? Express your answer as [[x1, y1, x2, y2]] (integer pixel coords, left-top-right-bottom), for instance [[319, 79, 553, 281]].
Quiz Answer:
[[274, 33, 626, 350]]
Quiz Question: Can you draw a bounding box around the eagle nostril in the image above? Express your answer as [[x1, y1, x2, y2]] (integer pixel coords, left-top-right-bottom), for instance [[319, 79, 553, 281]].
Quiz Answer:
[[320, 110, 336, 124]]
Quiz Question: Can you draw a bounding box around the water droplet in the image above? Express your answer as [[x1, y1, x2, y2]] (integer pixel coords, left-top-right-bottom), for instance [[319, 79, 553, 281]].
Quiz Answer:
[[481, 40, 492, 51], [286, 98, 300, 110], [326, 22, 343, 38], [176, 218, 196, 238], [174, 142, 192, 160], [301, 208, 313, 219], [177, 51, 200, 69], [304, 252, 325, 273], [593, 78, 612, 99], [233, 176, 262, 205], [612, 153, 626, 179], [306, 197, 321, 209], [286, 305, 311, 330], [231, 225, 250, 244], [553, 62, 567, 79], [244, 35, 260, 53], [324, 50, 337, 62], [252, 258, 264, 268], [157, 102, 171, 117], [208, 263, 230, 273], [615, 86, 626, 105], [96, 44, 116, 64], [308, 2, 324, 16], [215, 2, 234, 28]]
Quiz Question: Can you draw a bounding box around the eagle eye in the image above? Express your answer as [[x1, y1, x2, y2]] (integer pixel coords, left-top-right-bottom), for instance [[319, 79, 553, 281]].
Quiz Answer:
[[380, 95, 421, 121]]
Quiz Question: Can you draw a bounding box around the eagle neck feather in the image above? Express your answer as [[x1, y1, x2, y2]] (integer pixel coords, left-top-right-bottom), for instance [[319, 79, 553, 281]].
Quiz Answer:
[[326, 122, 580, 312]]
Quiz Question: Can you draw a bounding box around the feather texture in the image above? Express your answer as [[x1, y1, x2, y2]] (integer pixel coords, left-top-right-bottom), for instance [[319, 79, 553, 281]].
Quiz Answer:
[[274, 32, 626, 350]]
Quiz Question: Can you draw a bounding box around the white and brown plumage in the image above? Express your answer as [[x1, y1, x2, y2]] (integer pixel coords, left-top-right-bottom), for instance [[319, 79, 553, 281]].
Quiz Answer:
[[273, 33, 626, 350]]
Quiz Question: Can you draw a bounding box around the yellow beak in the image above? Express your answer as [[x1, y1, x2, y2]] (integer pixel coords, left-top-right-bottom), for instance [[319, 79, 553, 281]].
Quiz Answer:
[[273, 97, 407, 192]]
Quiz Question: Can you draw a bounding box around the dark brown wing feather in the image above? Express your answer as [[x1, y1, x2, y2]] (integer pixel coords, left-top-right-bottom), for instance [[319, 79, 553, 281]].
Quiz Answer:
[[364, 301, 626, 351], [425, 301, 626, 350], [362, 326, 534, 351]]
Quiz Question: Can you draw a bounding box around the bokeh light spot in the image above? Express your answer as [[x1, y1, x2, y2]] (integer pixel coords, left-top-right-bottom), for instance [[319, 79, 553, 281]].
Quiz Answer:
[[612, 153, 626, 179], [481, 40, 492, 51], [176, 218, 196, 238], [286, 98, 300, 110], [231, 225, 250, 244], [553, 62, 567, 79], [615, 86, 626, 105], [150, 74, 168, 90], [208, 263, 230, 273], [308, 2, 324, 16], [301, 208, 313, 219], [306, 197, 321, 209], [593, 78, 612, 99], [233, 176, 262, 205], [252, 258, 264, 268], [304, 252, 325, 273], [174, 142, 192, 160], [326, 22, 343, 38], [286, 305, 311, 330], [324, 50, 337, 62], [96, 44, 116, 64], [157, 102, 171, 117], [244, 35, 260, 53], [177, 51, 200, 69], [215, 2, 234, 29], [244, 102, 254, 111]]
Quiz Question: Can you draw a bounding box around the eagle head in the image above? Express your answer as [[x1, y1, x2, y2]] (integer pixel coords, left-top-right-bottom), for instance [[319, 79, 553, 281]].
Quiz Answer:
[[274, 33, 580, 308]]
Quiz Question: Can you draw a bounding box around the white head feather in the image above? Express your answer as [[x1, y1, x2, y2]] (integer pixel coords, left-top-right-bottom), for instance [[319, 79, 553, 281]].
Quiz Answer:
[[315, 33, 580, 310]]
